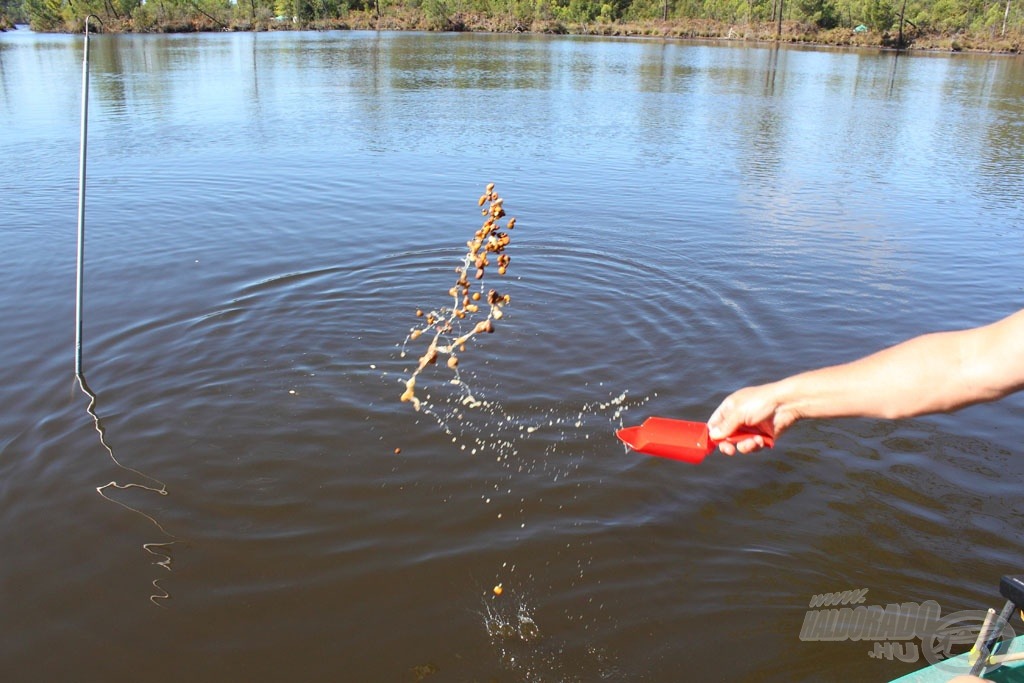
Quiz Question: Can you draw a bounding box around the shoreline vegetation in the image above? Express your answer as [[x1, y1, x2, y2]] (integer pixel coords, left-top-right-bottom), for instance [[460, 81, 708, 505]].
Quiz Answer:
[[1, 0, 1021, 53]]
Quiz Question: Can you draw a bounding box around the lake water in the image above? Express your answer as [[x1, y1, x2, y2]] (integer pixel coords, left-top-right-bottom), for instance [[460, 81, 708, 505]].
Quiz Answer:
[[1, 27, 1023, 682]]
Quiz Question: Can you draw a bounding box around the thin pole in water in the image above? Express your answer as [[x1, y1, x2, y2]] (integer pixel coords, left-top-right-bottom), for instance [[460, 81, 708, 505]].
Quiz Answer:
[[75, 15, 95, 378]]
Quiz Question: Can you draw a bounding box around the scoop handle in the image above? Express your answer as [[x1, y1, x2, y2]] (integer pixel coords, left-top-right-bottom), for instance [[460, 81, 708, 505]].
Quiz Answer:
[[711, 428, 775, 449]]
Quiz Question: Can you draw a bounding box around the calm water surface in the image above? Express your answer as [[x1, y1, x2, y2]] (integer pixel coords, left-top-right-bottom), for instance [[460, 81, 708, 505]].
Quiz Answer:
[[1, 28, 1023, 682]]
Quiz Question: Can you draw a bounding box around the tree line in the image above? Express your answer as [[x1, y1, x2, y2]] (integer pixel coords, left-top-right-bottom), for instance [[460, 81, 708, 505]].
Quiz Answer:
[[2, 0, 1021, 51]]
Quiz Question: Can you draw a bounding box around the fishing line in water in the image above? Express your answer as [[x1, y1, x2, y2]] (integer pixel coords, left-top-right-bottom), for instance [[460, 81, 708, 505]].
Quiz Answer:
[[77, 375, 180, 606], [75, 17, 177, 607]]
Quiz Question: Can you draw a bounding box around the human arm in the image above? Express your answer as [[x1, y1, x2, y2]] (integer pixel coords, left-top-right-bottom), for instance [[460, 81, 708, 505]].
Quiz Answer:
[[707, 308, 1024, 455]]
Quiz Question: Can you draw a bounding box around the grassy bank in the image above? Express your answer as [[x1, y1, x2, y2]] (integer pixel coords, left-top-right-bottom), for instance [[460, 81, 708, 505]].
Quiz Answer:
[[320, 11, 1021, 52], [10, 2, 1023, 53]]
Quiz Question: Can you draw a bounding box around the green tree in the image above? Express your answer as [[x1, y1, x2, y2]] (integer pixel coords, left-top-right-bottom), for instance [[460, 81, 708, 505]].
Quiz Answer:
[[797, 0, 839, 24], [23, 0, 64, 29], [1, 0, 27, 23], [864, 0, 895, 27], [553, 0, 600, 22]]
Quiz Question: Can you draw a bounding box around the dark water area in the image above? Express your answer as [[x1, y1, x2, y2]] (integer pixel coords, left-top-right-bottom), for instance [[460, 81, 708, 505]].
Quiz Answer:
[[1, 28, 1023, 682]]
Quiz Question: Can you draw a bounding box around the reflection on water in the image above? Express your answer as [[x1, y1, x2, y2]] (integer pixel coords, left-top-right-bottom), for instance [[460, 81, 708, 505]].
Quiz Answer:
[[1, 28, 1023, 682], [76, 373, 178, 606]]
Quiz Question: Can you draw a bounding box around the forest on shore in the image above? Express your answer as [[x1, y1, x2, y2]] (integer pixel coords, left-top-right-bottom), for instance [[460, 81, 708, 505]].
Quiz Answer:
[[1, 0, 1021, 52]]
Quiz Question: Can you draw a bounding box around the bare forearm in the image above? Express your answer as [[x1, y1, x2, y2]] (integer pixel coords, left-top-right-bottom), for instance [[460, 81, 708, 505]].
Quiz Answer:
[[708, 309, 1024, 454], [774, 310, 1024, 421]]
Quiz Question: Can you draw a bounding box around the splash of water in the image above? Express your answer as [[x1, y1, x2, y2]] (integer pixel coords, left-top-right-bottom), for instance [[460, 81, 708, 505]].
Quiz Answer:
[[482, 589, 618, 682], [388, 184, 644, 679]]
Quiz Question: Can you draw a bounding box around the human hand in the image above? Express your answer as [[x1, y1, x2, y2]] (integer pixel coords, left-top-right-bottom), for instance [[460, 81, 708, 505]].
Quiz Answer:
[[707, 382, 797, 455]]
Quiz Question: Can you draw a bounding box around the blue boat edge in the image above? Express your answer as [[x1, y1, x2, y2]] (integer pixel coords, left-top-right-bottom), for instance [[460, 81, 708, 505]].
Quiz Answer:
[[890, 635, 1024, 682]]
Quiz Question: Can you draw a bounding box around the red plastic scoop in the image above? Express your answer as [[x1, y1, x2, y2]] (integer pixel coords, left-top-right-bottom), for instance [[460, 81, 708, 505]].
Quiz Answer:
[[617, 417, 774, 463]]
